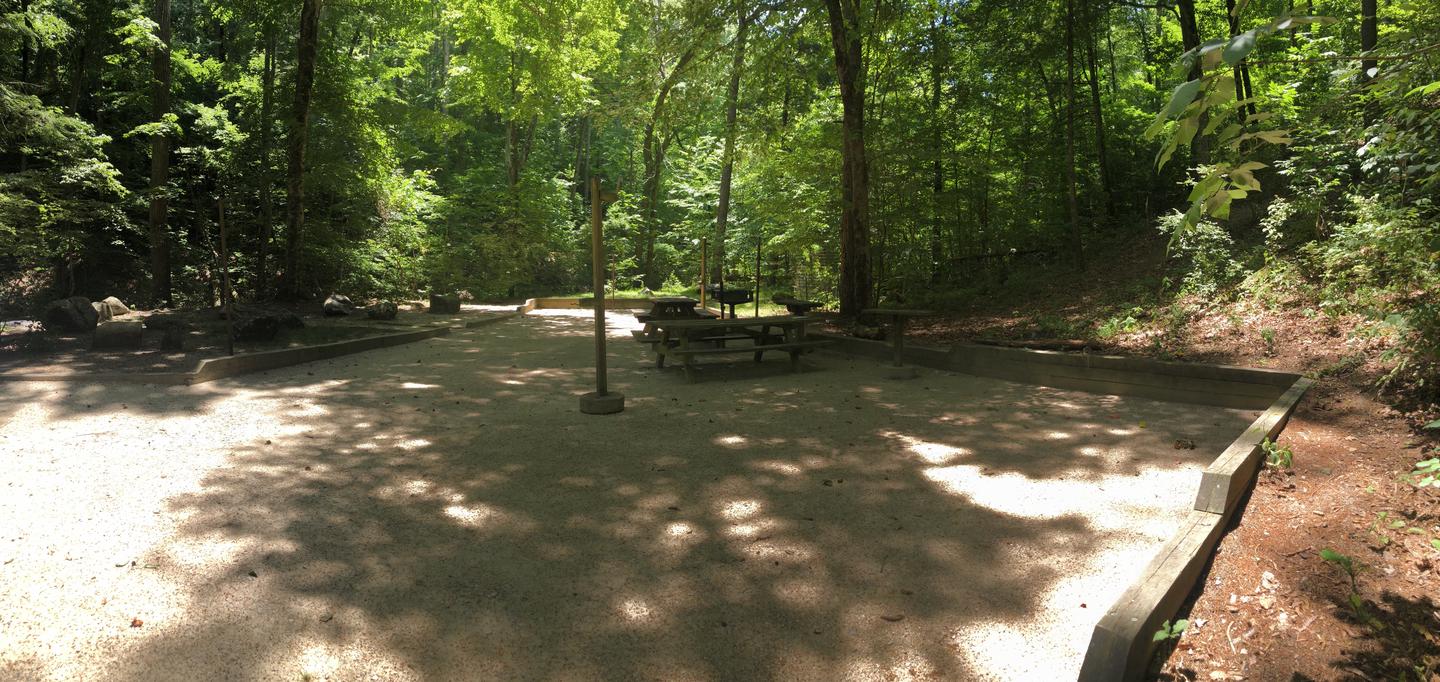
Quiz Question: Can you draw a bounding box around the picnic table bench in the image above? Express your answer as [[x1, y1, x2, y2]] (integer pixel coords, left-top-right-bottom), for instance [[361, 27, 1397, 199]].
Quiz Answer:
[[650, 315, 830, 382]]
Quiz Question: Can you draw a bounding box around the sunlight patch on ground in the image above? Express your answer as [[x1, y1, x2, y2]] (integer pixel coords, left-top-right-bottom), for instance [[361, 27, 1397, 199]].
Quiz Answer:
[[400, 382, 439, 390], [883, 430, 970, 465], [719, 499, 762, 520], [443, 503, 497, 528], [616, 597, 655, 623], [714, 434, 748, 447]]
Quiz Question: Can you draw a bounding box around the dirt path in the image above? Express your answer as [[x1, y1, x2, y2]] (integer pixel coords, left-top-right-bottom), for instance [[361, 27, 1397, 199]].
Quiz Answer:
[[2, 310, 1257, 681]]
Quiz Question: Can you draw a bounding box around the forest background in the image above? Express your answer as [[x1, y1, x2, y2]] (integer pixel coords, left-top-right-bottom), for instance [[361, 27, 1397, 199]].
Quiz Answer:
[[2, 0, 1437, 391]]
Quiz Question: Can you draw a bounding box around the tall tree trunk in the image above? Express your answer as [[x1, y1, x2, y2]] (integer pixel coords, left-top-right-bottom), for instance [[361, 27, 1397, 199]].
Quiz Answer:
[[574, 115, 591, 195], [283, 0, 321, 297], [1226, 0, 1258, 119], [714, 7, 750, 284], [824, 0, 872, 316], [1085, 9, 1114, 220], [1177, 0, 1208, 162], [1360, 0, 1377, 80], [1063, 0, 1084, 269], [928, 11, 945, 283], [148, 0, 173, 305], [639, 49, 693, 287], [256, 26, 276, 298], [19, 0, 31, 83]]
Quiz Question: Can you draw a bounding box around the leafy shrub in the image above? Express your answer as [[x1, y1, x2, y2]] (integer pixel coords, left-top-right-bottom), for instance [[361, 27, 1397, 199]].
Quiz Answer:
[[1158, 213, 1246, 300]]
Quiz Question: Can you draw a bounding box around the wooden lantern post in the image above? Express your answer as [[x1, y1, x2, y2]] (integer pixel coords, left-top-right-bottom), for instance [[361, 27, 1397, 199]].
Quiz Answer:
[[579, 176, 625, 415]]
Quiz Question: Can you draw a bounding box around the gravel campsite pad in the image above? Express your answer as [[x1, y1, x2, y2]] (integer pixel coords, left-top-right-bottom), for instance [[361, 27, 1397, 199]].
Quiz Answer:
[[0, 309, 1257, 681]]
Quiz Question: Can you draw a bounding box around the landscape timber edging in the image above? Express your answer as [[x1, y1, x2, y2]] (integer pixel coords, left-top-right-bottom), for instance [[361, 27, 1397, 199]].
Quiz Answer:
[[523, 296, 652, 311], [811, 330, 1313, 681], [0, 312, 518, 385], [1077, 375, 1311, 682], [813, 332, 1301, 410]]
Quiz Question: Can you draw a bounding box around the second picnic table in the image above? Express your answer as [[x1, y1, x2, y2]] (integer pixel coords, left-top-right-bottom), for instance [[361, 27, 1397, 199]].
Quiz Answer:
[[862, 308, 935, 379], [649, 315, 829, 382]]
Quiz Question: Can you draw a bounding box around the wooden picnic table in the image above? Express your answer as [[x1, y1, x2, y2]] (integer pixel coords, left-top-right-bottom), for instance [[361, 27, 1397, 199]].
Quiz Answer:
[[862, 308, 935, 378], [650, 315, 830, 382], [632, 297, 718, 347]]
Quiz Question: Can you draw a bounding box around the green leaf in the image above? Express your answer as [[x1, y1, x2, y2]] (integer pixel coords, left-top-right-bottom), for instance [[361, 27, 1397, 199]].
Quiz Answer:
[[1274, 15, 1339, 31], [1161, 80, 1206, 120], [1431, 539, 1440, 551], [1223, 31, 1258, 67], [1423, 420, 1440, 430], [1231, 168, 1261, 192], [1188, 171, 1226, 203], [1406, 82, 1440, 98]]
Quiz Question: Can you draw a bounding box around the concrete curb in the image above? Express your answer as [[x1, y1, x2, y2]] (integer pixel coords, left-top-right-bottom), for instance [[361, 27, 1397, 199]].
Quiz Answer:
[[0, 313, 518, 385]]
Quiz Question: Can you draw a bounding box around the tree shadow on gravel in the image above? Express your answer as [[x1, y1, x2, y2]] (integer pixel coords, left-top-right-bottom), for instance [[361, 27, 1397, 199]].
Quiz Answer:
[[91, 312, 1256, 681]]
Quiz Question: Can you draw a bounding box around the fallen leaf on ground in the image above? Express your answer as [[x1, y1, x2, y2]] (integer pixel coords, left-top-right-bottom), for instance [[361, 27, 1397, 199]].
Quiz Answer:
[[130, 618, 143, 628], [880, 614, 905, 622]]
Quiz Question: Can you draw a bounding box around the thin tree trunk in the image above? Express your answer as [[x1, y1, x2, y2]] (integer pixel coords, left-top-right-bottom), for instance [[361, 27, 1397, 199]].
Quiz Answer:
[[714, 6, 750, 284], [148, 0, 173, 305], [1226, 0, 1258, 119], [256, 26, 276, 298], [283, 0, 321, 297], [823, 0, 873, 316], [1178, 0, 1208, 162], [1063, 0, 1085, 269], [1085, 9, 1114, 220], [19, 0, 31, 82], [639, 49, 694, 287], [1360, 0, 1377, 79], [928, 11, 945, 282]]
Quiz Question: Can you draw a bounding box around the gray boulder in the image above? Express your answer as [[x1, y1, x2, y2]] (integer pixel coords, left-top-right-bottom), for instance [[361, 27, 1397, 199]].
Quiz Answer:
[[366, 301, 398, 320], [98, 296, 129, 318], [92, 321, 143, 350], [323, 294, 353, 316], [44, 296, 99, 333], [429, 292, 461, 314]]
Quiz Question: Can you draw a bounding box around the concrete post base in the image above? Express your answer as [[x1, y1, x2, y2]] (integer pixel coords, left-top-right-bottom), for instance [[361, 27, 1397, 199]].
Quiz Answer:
[[579, 391, 625, 415]]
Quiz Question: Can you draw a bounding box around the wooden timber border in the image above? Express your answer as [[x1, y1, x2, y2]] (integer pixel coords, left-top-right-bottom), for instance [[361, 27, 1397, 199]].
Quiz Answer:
[[810, 332, 1312, 681], [0, 312, 518, 386]]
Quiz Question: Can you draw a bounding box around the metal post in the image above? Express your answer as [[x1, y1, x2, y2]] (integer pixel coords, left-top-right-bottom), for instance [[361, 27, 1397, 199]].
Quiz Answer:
[[580, 177, 624, 414], [699, 236, 707, 310]]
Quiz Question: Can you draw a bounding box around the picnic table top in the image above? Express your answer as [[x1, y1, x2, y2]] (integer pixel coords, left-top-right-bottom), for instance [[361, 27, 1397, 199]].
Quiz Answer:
[[650, 315, 814, 330], [651, 296, 699, 304], [862, 308, 935, 317]]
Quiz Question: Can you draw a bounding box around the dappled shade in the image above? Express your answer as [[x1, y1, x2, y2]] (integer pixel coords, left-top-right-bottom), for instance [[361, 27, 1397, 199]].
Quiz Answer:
[[0, 311, 1258, 680]]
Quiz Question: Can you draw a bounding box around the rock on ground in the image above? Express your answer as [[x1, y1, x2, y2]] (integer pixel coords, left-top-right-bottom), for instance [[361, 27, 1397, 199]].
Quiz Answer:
[[429, 292, 461, 314], [44, 296, 99, 332], [92, 321, 144, 350], [366, 301, 398, 320], [323, 294, 353, 317]]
